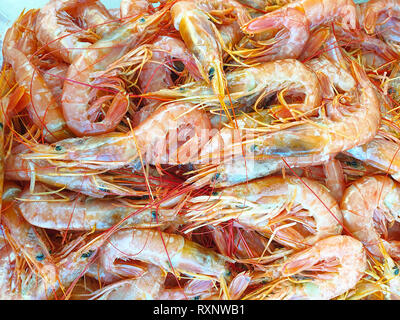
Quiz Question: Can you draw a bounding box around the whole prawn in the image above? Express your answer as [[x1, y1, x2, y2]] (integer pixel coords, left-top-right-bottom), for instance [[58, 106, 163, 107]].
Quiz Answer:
[[248, 235, 367, 300], [341, 175, 400, 260], [187, 176, 343, 249]]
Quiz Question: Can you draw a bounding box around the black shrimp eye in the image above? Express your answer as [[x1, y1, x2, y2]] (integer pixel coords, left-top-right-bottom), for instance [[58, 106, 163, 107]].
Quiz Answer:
[[211, 173, 220, 182], [81, 250, 95, 259], [54, 145, 63, 152], [36, 253, 45, 261], [139, 17, 146, 23], [151, 210, 157, 220], [208, 67, 215, 80], [0, 122, 3, 130], [394, 266, 399, 275]]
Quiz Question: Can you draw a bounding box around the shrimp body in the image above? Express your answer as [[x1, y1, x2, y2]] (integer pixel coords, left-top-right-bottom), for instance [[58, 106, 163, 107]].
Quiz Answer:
[[61, 6, 170, 136], [242, 0, 356, 60], [188, 176, 343, 249], [3, 10, 72, 142], [345, 138, 400, 183], [362, 0, 400, 37], [150, 59, 322, 117], [35, 0, 101, 64], [275, 235, 367, 300], [341, 175, 400, 259], [27, 102, 212, 168], [171, 0, 249, 112], [99, 229, 232, 279], [239, 62, 380, 159], [138, 36, 201, 94], [17, 183, 180, 231]]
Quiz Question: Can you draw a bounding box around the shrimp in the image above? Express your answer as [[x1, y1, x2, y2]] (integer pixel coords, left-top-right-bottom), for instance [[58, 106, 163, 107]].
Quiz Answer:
[[186, 153, 333, 188], [2, 10, 72, 142], [242, 0, 357, 61], [120, 0, 163, 19], [25, 102, 212, 168], [99, 228, 233, 280], [170, 0, 250, 119], [187, 176, 343, 249], [345, 137, 400, 183], [148, 59, 321, 117], [232, 61, 380, 160], [60, 6, 172, 136], [35, 0, 102, 64], [362, 0, 400, 40], [76, 1, 119, 37], [341, 175, 400, 260], [4, 145, 142, 198], [89, 264, 167, 300], [264, 235, 367, 300], [138, 35, 202, 95], [17, 183, 182, 231], [0, 183, 57, 288]]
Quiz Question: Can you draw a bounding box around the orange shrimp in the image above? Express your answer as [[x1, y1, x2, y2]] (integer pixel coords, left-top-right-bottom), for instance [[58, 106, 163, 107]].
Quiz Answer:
[[4, 145, 142, 198], [25, 102, 212, 168], [170, 0, 250, 120], [233, 61, 379, 160], [2, 10, 72, 142], [35, 0, 101, 64], [99, 228, 233, 280], [187, 176, 343, 249], [341, 175, 400, 260], [138, 35, 202, 94], [17, 183, 181, 231], [242, 0, 357, 60], [266, 235, 367, 300], [60, 6, 171, 136]]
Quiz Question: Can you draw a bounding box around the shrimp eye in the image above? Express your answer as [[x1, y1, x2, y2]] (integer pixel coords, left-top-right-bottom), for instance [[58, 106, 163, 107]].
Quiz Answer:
[[0, 122, 3, 129], [394, 266, 399, 275], [211, 173, 220, 182], [193, 296, 200, 300], [54, 145, 63, 152], [139, 17, 146, 23], [36, 253, 45, 261], [99, 187, 108, 193], [212, 191, 218, 196], [208, 67, 215, 80], [151, 210, 157, 220], [81, 250, 95, 259]]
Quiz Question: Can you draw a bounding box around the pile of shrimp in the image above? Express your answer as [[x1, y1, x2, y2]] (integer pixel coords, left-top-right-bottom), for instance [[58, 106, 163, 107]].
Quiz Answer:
[[1, 0, 400, 300]]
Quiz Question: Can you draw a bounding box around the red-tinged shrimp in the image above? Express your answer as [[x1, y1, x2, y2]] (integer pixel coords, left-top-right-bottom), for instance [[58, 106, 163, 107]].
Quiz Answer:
[[41, 63, 69, 103], [99, 228, 233, 280], [158, 278, 218, 300], [170, 0, 250, 119], [236, 61, 379, 159], [120, 0, 164, 19], [2, 11, 72, 142], [4, 146, 142, 198], [17, 183, 182, 231], [242, 0, 356, 61], [187, 176, 343, 249], [341, 175, 400, 260], [138, 35, 202, 95], [266, 235, 367, 300], [35, 0, 101, 64], [25, 102, 212, 168], [60, 6, 172, 136]]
